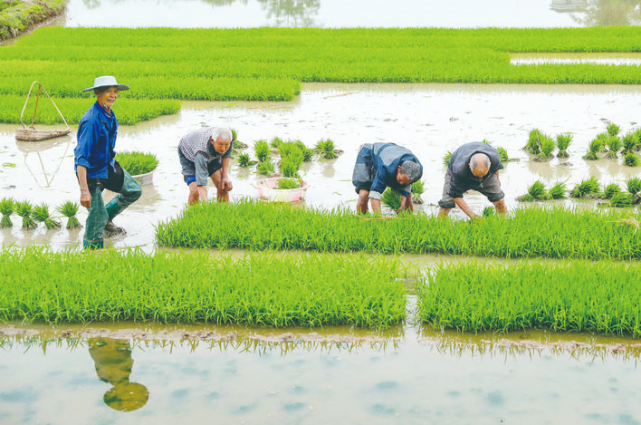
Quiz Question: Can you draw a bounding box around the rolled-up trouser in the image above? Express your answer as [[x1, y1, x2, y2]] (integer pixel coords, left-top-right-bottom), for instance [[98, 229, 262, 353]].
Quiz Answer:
[[352, 144, 375, 194], [438, 169, 505, 209], [82, 161, 142, 249]]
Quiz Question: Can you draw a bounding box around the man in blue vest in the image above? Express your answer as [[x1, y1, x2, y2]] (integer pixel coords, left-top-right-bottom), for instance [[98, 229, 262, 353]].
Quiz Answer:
[[352, 143, 423, 214], [438, 142, 507, 220]]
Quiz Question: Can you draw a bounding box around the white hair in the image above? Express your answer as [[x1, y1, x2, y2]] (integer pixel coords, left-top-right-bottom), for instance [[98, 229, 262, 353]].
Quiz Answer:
[[212, 126, 232, 141], [470, 153, 490, 171]]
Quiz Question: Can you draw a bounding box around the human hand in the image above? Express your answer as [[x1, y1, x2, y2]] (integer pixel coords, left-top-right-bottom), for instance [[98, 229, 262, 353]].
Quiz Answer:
[[222, 177, 233, 191], [80, 190, 91, 209]]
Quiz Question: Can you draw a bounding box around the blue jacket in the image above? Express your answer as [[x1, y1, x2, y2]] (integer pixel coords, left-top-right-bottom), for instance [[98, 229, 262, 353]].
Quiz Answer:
[[74, 102, 118, 178], [447, 142, 503, 198], [369, 143, 423, 198]]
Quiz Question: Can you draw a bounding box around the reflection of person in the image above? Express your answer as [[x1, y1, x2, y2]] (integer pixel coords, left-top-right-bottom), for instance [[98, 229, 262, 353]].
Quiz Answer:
[[74, 76, 142, 249], [88, 338, 149, 412], [438, 142, 507, 220], [352, 143, 423, 214], [178, 126, 233, 205]]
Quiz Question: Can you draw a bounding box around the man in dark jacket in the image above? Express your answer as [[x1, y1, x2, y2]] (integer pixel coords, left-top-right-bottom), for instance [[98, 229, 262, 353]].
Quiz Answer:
[[352, 142, 423, 214], [438, 142, 507, 220]]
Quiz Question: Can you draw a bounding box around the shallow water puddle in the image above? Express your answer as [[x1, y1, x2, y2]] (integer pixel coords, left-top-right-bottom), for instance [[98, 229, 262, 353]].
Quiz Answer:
[[2, 318, 641, 424], [2, 83, 641, 252], [511, 52, 641, 66]]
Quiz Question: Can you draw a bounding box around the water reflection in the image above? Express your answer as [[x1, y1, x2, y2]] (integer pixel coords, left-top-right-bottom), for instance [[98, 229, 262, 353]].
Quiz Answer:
[[552, 0, 641, 26], [88, 338, 149, 412], [257, 0, 320, 27]]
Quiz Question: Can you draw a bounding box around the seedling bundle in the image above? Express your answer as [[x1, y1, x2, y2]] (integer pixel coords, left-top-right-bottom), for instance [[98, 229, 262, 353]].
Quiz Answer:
[[115, 151, 159, 176]]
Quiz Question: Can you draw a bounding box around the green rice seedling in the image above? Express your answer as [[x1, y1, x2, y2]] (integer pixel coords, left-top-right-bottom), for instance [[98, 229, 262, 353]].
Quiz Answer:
[[609, 192, 635, 207], [57, 201, 81, 229], [0, 198, 14, 228], [634, 129, 641, 151], [15, 201, 36, 230], [238, 153, 251, 167], [277, 178, 302, 189], [602, 183, 622, 199], [257, 159, 275, 176], [417, 261, 641, 336], [411, 180, 424, 204], [519, 181, 550, 201], [525, 129, 543, 155], [278, 141, 305, 178], [549, 181, 567, 199], [230, 128, 238, 142], [32, 204, 61, 230], [295, 140, 313, 162], [270, 137, 284, 149], [231, 129, 247, 150], [496, 147, 509, 163], [536, 134, 556, 161], [605, 136, 622, 159], [621, 132, 637, 154], [571, 176, 600, 198], [482, 206, 495, 217], [381, 188, 402, 211], [443, 151, 452, 167], [556, 134, 572, 158], [280, 157, 301, 178], [115, 151, 159, 176], [624, 152, 640, 167], [607, 122, 621, 137], [583, 136, 604, 160], [626, 177, 641, 195], [254, 140, 270, 162]]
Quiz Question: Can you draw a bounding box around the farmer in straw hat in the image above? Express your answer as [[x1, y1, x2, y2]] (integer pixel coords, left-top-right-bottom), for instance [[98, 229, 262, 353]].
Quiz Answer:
[[74, 76, 142, 249], [352, 142, 423, 214], [438, 141, 507, 220], [177, 126, 233, 205]]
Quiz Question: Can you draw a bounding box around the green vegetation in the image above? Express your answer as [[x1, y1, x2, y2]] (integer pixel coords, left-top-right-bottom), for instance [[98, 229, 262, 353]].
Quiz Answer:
[[314, 139, 338, 160], [525, 129, 544, 155], [556, 134, 572, 158], [32, 204, 60, 230], [277, 178, 302, 189], [609, 192, 636, 207], [626, 177, 641, 195], [0, 0, 66, 42], [607, 122, 621, 137], [518, 180, 550, 202], [603, 183, 622, 199], [0, 198, 14, 228], [0, 248, 406, 329], [537, 134, 556, 161], [115, 151, 159, 176], [571, 176, 600, 198], [624, 151, 640, 167], [156, 200, 641, 261], [621, 132, 638, 154], [256, 158, 275, 175], [443, 151, 452, 167], [549, 181, 567, 199], [583, 136, 604, 160], [57, 201, 81, 230], [254, 140, 270, 163], [411, 180, 424, 204], [605, 135, 622, 159], [497, 147, 509, 163], [237, 153, 256, 167], [418, 261, 641, 337], [278, 141, 306, 178], [381, 188, 401, 211], [15, 201, 35, 230]]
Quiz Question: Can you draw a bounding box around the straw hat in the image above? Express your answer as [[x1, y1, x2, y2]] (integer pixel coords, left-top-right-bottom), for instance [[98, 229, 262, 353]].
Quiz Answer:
[[82, 76, 130, 92]]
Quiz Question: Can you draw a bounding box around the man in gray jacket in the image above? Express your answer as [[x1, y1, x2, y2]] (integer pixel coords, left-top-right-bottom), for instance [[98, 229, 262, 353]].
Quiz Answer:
[[438, 142, 507, 220]]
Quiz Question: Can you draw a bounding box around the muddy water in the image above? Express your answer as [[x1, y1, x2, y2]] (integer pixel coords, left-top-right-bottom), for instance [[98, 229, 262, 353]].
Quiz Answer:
[[512, 52, 641, 66], [2, 83, 641, 252], [3, 310, 641, 424]]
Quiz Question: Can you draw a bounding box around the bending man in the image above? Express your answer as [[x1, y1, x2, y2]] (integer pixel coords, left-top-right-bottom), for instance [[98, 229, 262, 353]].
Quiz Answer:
[[352, 142, 423, 214], [438, 141, 507, 220], [75, 76, 142, 250], [178, 126, 233, 205]]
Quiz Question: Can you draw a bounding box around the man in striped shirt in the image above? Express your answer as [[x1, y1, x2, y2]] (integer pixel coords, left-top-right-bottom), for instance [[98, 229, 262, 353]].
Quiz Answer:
[[178, 126, 233, 205]]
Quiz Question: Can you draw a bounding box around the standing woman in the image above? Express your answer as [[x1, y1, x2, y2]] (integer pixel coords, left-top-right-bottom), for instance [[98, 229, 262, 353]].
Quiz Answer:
[[74, 76, 142, 249]]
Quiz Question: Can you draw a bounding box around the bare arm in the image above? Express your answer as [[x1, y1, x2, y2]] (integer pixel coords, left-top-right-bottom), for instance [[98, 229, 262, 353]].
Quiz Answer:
[[453, 197, 478, 220], [77, 166, 92, 209], [398, 193, 414, 214], [221, 157, 232, 191]]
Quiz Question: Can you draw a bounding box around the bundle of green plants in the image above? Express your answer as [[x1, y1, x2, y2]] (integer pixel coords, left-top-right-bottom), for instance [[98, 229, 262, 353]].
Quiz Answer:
[[0, 198, 14, 228], [411, 180, 424, 204], [256, 158, 275, 176], [583, 134, 607, 160], [602, 183, 622, 200], [609, 192, 635, 208], [606, 122, 621, 137], [517, 180, 550, 202], [548, 181, 567, 199], [626, 177, 641, 195], [280, 157, 302, 178], [417, 260, 641, 336], [556, 134, 572, 158], [230, 128, 247, 149], [254, 140, 270, 162], [115, 151, 159, 176], [496, 147, 509, 163], [624, 151, 640, 167], [536, 134, 556, 161], [56, 201, 81, 229], [156, 200, 641, 261], [605, 136, 622, 159], [295, 140, 313, 162], [443, 151, 452, 167], [15, 201, 36, 230], [237, 153, 256, 167], [315, 139, 338, 160], [32, 204, 60, 230], [570, 176, 600, 198], [277, 178, 303, 189], [621, 132, 638, 155], [278, 141, 305, 178], [270, 137, 284, 149], [0, 248, 406, 329], [524, 129, 543, 155], [634, 129, 641, 150], [482, 206, 495, 217], [381, 188, 402, 211]]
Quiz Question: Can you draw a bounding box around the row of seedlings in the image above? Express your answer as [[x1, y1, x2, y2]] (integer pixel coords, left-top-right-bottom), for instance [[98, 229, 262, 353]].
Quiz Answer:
[[0, 198, 81, 230], [518, 177, 641, 207]]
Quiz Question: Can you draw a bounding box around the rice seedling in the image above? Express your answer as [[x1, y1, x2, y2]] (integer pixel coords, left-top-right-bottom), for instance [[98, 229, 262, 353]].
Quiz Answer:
[[257, 159, 275, 175], [231, 129, 247, 150], [237, 153, 256, 167], [626, 177, 641, 195], [571, 176, 600, 198], [524, 129, 543, 155], [607, 122, 621, 137], [518, 181, 550, 202], [15, 201, 36, 230], [315, 139, 338, 160], [583, 136, 605, 160], [496, 147, 509, 163], [32, 204, 61, 230], [254, 140, 270, 163], [624, 152, 640, 167], [278, 141, 305, 178], [280, 157, 301, 178], [295, 140, 313, 162], [548, 181, 567, 199], [0, 247, 407, 328], [605, 135, 622, 159], [277, 178, 302, 189], [411, 180, 424, 204], [602, 183, 622, 199], [417, 261, 641, 336], [634, 129, 641, 150], [621, 132, 637, 154], [609, 192, 635, 207], [0, 198, 14, 228], [156, 200, 641, 261], [270, 137, 284, 149], [381, 188, 402, 211], [556, 133, 572, 158], [443, 151, 452, 167], [537, 134, 556, 161], [115, 151, 159, 176], [57, 201, 81, 229], [482, 206, 495, 217]]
